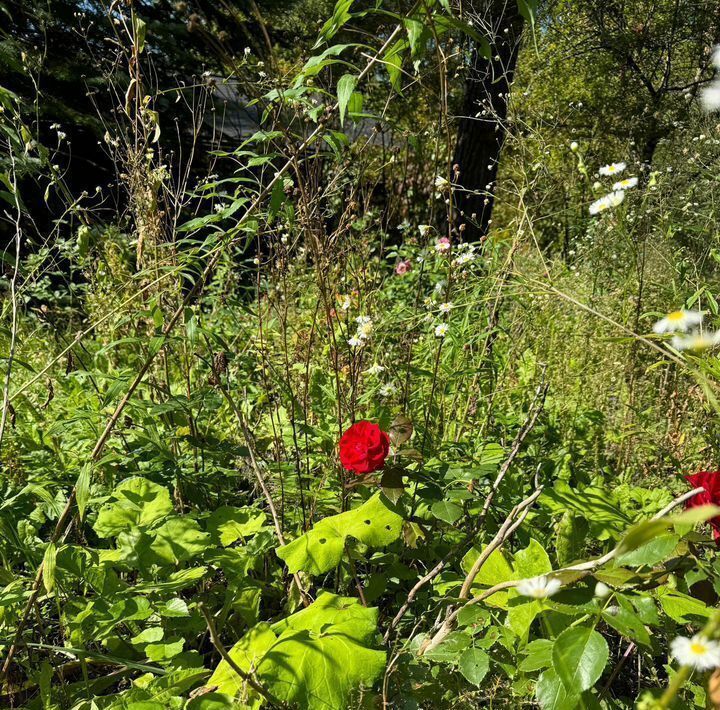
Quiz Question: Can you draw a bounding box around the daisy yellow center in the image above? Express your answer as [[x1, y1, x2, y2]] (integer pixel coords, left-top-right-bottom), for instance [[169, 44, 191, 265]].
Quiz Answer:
[[691, 642, 707, 655], [667, 311, 685, 321]]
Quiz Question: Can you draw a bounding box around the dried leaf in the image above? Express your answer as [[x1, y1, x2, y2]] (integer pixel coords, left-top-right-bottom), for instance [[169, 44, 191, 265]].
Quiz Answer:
[[709, 668, 720, 709], [389, 414, 413, 447]]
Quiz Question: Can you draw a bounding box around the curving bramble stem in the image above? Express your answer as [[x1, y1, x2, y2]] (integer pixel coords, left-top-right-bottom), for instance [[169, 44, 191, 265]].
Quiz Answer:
[[419, 486, 706, 655]]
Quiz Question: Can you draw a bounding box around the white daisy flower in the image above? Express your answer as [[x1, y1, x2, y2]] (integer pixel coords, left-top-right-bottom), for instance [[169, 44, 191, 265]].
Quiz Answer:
[[701, 85, 720, 112], [434, 237, 451, 253], [671, 331, 720, 352], [355, 316, 373, 339], [670, 635, 720, 671], [606, 190, 626, 207], [599, 162, 626, 176], [365, 364, 385, 376], [515, 575, 562, 599], [347, 336, 363, 348], [454, 251, 476, 266], [652, 310, 703, 334], [589, 190, 625, 215], [434, 323, 449, 338], [589, 195, 609, 215], [613, 177, 638, 191], [438, 302, 453, 314], [379, 383, 396, 397], [435, 175, 449, 190]]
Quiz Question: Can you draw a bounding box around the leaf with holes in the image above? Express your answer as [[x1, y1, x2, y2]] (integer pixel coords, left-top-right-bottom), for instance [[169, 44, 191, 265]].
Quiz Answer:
[[276, 493, 402, 575]]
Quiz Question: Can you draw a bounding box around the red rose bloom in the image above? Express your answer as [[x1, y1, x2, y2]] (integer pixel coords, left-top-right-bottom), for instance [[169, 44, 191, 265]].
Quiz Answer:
[[339, 421, 390, 475], [685, 470, 720, 541]]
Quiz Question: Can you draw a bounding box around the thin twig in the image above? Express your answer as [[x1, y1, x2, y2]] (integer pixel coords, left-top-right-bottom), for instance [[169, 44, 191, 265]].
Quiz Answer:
[[431, 486, 706, 638], [0, 146, 22, 451], [477, 372, 547, 527], [419, 487, 543, 655], [384, 387, 547, 641], [198, 603, 280, 707]]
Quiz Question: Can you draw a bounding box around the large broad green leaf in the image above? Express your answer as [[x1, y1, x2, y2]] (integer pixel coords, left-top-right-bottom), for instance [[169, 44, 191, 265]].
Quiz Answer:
[[656, 588, 712, 623], [270, 591, 379, 642], [208, 623, 276, 708], [458, 648, 490, 686], [206, 506, 266, 547], [211, 593, 385, 710], [551, 627, 608, 692], [507, 540, 552, 639], [601, 605, 651, 647], [540, 482, 630, 541], [424, 631, 471, 663], [520, 639, 554, 672], [514, 539, 552, 578], [461, 545, 513, 607], [276, 493, 402, 575], [150, 517, 211, 565], [616, 534, 679, 567], [535, 669, 580, 710], [94, 477, 173, 538], [257, 628, 385, 709]]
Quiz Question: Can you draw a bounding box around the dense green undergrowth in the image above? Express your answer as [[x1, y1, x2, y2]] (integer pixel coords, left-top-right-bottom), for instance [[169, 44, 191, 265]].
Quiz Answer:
[[3, 0, 720, 708]]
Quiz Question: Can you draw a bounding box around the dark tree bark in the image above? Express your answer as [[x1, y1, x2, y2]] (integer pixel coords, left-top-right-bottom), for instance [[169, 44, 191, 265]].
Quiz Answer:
[[452, 1, 525, 240]]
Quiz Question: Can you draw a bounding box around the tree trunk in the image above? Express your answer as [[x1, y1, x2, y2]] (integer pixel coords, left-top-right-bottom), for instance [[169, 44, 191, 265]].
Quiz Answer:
[[452, 1, 525, 240]]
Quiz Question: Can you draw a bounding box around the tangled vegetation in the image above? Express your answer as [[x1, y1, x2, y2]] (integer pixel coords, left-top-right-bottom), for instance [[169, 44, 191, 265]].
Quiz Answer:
[[3, 0, 720, 708]]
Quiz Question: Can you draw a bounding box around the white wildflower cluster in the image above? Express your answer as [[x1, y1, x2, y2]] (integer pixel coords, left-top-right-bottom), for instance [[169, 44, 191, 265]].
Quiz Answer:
[[700, 46, 720, 112], [589, 161, 638, 216], [612, 177, 638, 191], [453, 242, 477, 267], [653, 309, 720, 352], [348, 316, 373, 348]]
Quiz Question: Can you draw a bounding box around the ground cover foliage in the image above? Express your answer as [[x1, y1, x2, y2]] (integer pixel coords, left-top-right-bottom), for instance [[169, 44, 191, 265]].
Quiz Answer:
[[3, 0, 720, 707]]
